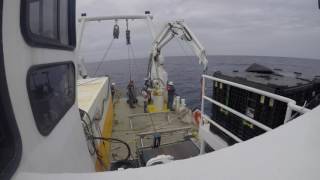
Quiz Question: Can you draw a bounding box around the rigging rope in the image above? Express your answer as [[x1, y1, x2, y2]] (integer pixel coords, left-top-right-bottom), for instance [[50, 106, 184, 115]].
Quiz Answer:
[[93, 38, 115, 76], [79, 108, 132, 168], [125, 19, 136, 82], [127, 44, 137, 82], [129, 44, 138, 77], [129, 44, 136, 59], [175, 38, 194, 62], [127, 44, 132, 81]]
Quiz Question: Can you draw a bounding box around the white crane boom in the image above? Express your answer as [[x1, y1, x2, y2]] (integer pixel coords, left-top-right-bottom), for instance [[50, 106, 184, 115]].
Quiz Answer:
[[147, 20, 208, 87]]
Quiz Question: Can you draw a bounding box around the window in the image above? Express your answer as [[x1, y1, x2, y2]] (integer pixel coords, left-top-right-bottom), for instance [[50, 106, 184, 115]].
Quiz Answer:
[[27, 62, 75, 136], [21, 0, 76, 49]]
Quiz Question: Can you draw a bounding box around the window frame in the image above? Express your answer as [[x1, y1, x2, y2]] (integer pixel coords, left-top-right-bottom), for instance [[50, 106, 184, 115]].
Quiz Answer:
[[20, 0, 76, 50], [26, 61, 76, 136]]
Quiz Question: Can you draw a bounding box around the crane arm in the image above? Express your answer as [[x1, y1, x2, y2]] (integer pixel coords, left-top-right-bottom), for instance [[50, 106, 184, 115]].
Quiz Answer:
[[148, 20, 208, 86]]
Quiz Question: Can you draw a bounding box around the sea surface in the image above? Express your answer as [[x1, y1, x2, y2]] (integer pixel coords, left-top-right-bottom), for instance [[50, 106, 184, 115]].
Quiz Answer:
[[85, 55, 320, 112]]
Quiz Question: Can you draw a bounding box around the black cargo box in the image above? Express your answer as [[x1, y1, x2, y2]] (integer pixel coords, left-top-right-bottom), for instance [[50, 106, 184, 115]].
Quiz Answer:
[[210, 64, 320, 144]]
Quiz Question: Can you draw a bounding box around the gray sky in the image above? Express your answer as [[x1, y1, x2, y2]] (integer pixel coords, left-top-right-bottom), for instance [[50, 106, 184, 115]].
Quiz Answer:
[[77, 0, 320, 61]]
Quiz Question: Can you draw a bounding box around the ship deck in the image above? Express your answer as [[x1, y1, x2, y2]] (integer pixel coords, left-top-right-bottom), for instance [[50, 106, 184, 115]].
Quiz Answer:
[[110, 95, 199, 165]]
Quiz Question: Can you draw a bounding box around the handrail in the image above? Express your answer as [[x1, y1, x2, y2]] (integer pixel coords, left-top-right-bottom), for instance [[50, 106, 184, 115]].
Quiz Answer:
[[202, 75, 296, 104], [137, 126, 192, 137], [79, 15, 153, 22], [138, 126, 192, 148], [203, 96, 272, 131], [199, 74, 310, 154], [202, 115, 243, 143]]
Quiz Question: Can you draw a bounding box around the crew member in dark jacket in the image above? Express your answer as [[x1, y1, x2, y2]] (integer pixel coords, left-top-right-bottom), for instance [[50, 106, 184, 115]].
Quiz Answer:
[[111, 82, 116, 99]]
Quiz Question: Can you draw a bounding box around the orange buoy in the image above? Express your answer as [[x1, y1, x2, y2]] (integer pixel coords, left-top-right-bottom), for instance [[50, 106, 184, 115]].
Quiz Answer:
[[193, 109, 202, 126]]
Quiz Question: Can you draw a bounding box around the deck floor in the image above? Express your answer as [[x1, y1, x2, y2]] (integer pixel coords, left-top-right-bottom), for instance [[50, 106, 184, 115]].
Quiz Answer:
[[110, 96, 198, 163]]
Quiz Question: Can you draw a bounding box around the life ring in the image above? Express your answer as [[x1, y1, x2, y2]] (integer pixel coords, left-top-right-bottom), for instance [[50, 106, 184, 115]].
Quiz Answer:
[[193, 109, 202, 126]]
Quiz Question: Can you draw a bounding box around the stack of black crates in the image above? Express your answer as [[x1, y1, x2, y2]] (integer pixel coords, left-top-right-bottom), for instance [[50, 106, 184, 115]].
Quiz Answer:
[[210, 63, 320, 145]]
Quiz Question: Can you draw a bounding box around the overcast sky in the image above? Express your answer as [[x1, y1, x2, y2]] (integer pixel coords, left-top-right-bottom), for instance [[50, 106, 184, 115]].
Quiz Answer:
[[77, 0, 320, 62]]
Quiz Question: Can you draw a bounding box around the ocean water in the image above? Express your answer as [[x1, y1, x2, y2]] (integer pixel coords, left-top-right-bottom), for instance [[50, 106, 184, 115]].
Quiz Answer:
[[85, 55, 320, 112]]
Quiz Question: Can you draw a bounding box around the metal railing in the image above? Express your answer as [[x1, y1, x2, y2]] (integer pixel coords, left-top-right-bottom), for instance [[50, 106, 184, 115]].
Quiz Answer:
[[137, 126, 193, 148], [199, 74, 311, 154]]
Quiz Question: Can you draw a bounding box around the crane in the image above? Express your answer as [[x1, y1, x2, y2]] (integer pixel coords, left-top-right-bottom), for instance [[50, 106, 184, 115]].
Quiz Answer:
[[147, 20, 208, 86], [146, 20, 208, 112], [76, 14, 208, 112]]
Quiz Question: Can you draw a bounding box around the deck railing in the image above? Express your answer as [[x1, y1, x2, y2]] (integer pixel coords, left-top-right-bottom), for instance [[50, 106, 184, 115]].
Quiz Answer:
[[199, 74, 310, 154]]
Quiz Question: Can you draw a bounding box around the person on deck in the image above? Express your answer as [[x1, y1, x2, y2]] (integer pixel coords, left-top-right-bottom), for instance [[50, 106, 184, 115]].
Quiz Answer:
[[167, 81, 176, 111], [111, 82, 116, 99], [141, 87, 149, 113], [144, 77, 150, 88]]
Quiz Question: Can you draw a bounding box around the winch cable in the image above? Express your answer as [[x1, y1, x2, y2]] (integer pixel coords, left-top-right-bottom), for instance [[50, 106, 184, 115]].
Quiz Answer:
[[127, 45, 132, 81], [181, 38, 208, 74], [93, 38, 115, 77], [125, 19, 133, 81], [93, 21, 121, 77], [90, 136, 131, 161], [79, 108, 132, 169], [125, 19, 138, 82], [129, 43, 138, 81], [175, 38, 194, 62]]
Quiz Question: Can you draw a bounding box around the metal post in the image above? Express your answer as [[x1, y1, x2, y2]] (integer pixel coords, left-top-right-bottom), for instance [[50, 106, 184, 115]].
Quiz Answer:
[[76, 15, 88, 79], [284, 102, 294, 123], [200, 138, 206, 154], [200, 76, 205, 125], [140, 137, 144, 148], [199, 75, 206, 154], [129, 118, 133, 129], [76, 16, 86, 52]]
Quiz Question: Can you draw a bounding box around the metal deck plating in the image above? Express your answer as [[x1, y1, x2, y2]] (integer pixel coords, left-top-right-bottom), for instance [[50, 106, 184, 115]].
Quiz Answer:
[[111, 96, 198, 165]]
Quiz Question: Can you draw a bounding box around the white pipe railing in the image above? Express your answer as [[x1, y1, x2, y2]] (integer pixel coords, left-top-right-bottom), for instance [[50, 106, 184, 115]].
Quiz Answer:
[[203, 96, 272, 131], [202, 114, 243, 143], [78, 15, 153, 22], [199, 74, 310, 154], [202, 75, 296, 105]]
